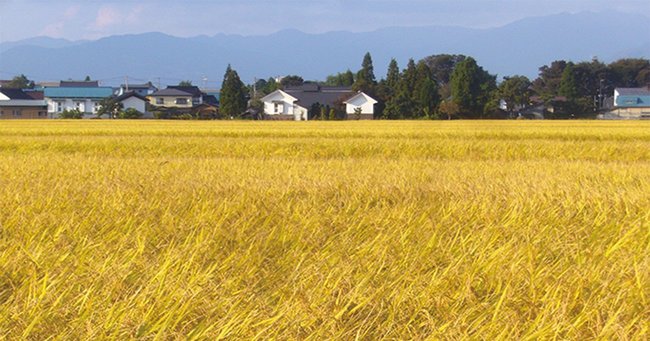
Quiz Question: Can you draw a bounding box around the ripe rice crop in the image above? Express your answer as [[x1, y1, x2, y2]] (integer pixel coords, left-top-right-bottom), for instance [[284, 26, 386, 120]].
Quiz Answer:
[[0, 120, 648, 339]]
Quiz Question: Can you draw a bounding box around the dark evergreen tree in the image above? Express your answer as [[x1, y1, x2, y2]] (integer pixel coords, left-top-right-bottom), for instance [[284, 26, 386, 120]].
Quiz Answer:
[[220, 64, 247, 118], [449, 57, 496, 118], [352, 52, 377, 95]]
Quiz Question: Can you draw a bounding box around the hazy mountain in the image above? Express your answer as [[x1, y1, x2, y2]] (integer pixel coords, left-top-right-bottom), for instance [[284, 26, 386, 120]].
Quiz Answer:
[[0, 36, 86, 53], [1, 12, 649, 86]]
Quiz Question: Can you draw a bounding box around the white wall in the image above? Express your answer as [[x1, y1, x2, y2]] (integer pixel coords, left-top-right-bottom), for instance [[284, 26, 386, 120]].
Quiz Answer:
[[121, 97, 146, 114], [345, 93, 376, 115], [46, 98, 101, 118]]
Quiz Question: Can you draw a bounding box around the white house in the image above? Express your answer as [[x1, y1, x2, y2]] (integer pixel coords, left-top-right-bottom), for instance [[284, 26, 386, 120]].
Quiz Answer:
[[343, 92, 378, 120], [43, 86, 114, 118], [116, 91, 151, 118], [261, 84, 377, 120], [261, 90, 306, 120]]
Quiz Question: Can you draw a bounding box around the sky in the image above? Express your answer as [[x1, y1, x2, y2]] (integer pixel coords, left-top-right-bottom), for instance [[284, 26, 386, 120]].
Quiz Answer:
[[1, 0, 650, 42]]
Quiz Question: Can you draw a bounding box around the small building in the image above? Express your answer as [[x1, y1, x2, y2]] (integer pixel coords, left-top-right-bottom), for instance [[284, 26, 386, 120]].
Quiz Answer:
[[343, 92, 377, 120], [261, 84, 377, 120], [115, 91, 150, 118], [602, 87, 650, 119], [147, 88, 194, 108], [0, 88, 48, 119], [44, 86, 114, 118]]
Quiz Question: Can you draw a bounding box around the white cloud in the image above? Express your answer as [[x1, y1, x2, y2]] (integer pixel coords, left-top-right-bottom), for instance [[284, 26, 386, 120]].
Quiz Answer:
[[94, 5, 120, 28]]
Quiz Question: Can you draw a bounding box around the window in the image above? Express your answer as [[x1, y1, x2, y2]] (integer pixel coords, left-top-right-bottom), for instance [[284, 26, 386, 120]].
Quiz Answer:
[[156, 98, 164, 105], [93, 102, 100, 113], [274, 103, 279, 113], [176, 98, 188, 105], [75, 101, 83, 111], [38, 111, 47, 117], [0, 110, 3, 116], [56, 102, 63, 112], [13, 109, 22, 117]]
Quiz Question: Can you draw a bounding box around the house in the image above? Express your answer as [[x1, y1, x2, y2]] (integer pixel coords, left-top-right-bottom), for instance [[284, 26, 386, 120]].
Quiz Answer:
[[0, 88, 48, 119], [261, 84, 377, 120], [601, 87, 650, 119], [115, 91, 151, 118], [117, 82, 158, 97], [343, 92, 377, 120], [147, 88, 194, 108], [44, 86, 114, 118]]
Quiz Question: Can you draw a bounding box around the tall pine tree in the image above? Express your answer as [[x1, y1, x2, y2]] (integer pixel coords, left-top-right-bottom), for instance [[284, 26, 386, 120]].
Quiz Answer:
[[352, 52, 376, 95], [220, 65, 247, 118]]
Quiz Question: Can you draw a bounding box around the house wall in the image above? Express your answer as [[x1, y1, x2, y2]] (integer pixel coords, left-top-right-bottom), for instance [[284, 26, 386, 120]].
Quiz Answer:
[[0, 106, 48, 119], [609, 107, 650, 119], [121, 97, 147, 115], [147, 96, 193, 108], [345, 94, 376, 116], [46, 98, 102, 118]]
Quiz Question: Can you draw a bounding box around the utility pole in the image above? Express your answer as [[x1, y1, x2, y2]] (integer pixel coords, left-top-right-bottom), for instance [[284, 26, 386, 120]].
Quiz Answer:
[[202, 76, 208, 89], [125, 76, 129, 92]]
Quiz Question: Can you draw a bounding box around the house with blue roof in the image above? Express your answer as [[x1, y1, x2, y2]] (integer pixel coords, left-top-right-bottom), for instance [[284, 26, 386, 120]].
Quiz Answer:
[[605, 87, 650, 119], [44, 87, 114, 118]]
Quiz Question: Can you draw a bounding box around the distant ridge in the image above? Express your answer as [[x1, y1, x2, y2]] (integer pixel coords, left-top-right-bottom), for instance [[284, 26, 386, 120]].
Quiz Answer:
[[1, 11, 649, 86]]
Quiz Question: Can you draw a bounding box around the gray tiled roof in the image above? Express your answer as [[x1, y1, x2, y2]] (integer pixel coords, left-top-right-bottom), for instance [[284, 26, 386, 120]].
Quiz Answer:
[[150, 88, 193, 96], [284, 85, 354, 108], [617, 87, 650, 96]]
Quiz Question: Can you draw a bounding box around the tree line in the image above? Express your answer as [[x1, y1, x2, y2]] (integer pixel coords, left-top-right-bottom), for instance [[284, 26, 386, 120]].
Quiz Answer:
[[6, 54, 650, 119], [238, 54, 650, 119]]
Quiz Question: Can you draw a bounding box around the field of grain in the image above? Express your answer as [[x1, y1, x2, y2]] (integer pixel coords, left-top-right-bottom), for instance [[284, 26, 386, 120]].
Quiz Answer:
[[0, 120, 648, 339]]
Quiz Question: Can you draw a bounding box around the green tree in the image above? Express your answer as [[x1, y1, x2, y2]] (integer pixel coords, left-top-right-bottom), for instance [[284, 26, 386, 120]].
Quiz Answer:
[[263, 77, 279, 94], [531, 60, 567, 102], [608, 58, 650, 87], [279, 75, 304, 88], [325, 70, 355, 86], [499, 75, 532, 117], [178, 80, 193, 86], [417, 78, 441, 119], [96, 97, 123, 119], [220, 65, 247, 118], [118, 108, 144, 119], [59, 109, 84, 119], [420, 54, 467, 85], [449, 57, 496, 118], [558, 63, 579, 99], [5, 74, 34, 89], [352, 52, 376, 95]]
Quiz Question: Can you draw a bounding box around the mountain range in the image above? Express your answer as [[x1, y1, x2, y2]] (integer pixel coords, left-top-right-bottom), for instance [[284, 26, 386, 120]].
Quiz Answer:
[[1, 11, 649, 87]]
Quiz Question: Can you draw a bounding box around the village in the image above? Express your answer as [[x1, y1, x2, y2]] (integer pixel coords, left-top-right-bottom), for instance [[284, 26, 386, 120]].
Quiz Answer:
[[1, 55, 650, 121]]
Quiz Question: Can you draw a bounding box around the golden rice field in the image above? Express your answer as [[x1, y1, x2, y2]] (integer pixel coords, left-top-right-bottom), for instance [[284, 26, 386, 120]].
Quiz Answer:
[[0, 120, 648, 339]]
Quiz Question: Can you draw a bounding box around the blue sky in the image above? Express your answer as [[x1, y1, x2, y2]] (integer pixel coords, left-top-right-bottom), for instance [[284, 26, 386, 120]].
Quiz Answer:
[[1, 0, 650, 42]]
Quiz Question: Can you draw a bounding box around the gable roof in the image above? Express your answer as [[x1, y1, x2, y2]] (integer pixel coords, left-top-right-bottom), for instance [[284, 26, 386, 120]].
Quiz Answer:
[[44, 87, 114, 99], [0, 88, 34, 100], [167, 85, 204, 97], [116, 91, 149, 102], [344, 92, 378, 105], [283, 84, 354, 108], [616, 87, 650, 96], [150, 88, 193, 97]]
